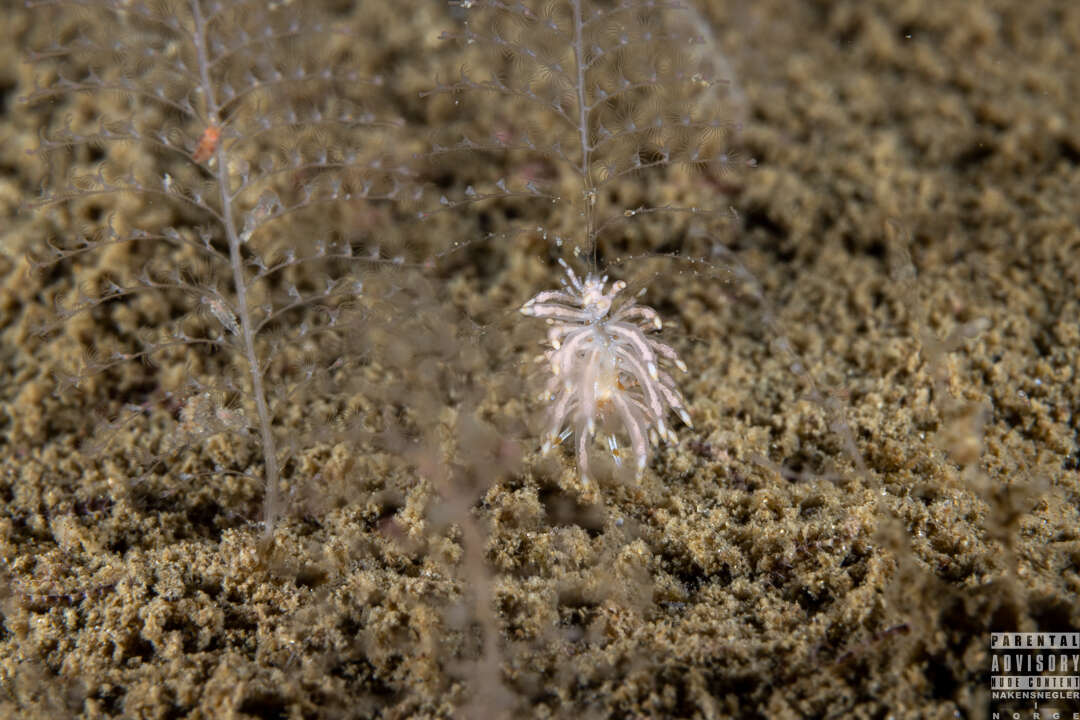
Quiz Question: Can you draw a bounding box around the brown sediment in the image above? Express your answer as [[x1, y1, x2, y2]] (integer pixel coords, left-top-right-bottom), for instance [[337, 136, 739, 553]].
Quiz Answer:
[[1, 0, 1077, 718]]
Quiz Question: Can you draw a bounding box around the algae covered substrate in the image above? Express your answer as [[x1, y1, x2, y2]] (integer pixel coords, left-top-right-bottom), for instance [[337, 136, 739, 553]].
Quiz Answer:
[[1, 0, 1078, 718]]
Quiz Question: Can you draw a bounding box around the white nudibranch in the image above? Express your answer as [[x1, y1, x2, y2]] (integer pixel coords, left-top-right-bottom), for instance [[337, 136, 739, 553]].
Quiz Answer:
[[521, 259, 692, 480]]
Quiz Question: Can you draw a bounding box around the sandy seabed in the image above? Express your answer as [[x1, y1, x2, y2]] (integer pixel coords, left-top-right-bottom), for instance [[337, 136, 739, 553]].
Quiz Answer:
[[1, 0, 1078, 718]]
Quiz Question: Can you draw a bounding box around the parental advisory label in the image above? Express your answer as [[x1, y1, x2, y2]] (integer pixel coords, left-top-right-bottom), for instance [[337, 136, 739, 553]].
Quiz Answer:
[[991, 633, 1080, 713], [992, 634, 1080, 651]]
